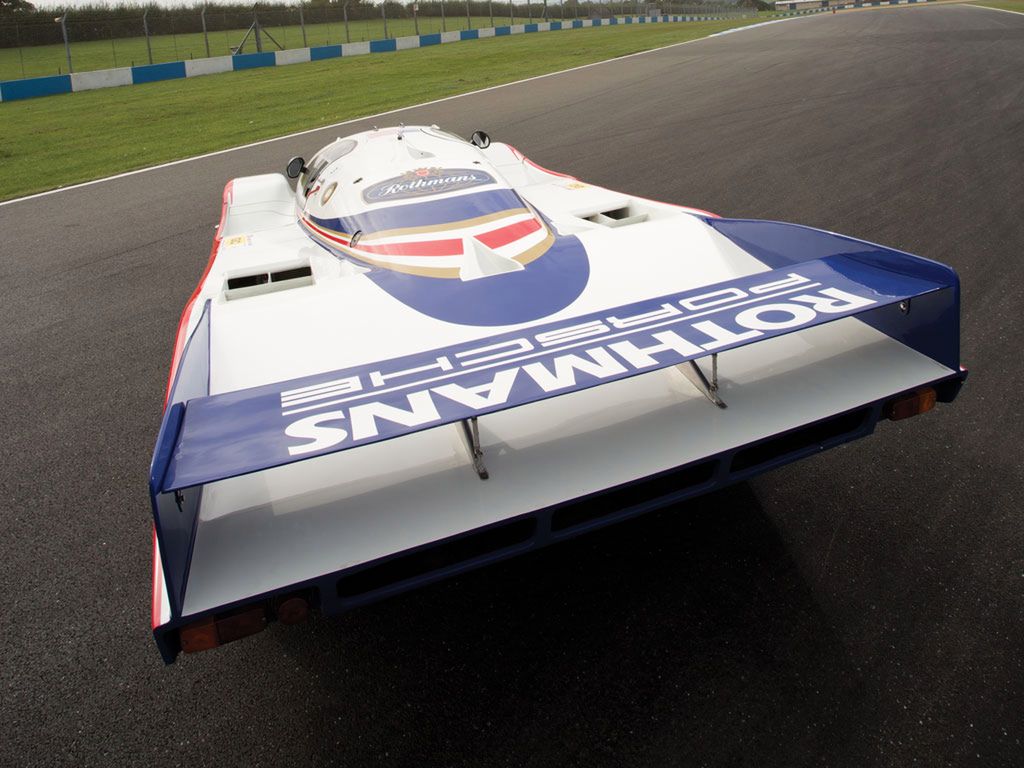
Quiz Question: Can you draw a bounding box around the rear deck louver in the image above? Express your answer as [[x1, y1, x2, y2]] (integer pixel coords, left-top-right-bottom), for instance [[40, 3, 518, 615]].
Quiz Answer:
[[225, 265, 313, 299]]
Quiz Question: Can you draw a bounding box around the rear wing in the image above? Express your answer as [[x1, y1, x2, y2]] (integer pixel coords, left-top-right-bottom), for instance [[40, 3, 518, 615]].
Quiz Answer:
[[149, 219, 961, 619]]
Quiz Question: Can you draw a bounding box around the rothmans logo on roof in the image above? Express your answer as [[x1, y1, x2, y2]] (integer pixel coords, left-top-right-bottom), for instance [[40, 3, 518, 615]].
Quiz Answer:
[[362, 167, 495, 203]]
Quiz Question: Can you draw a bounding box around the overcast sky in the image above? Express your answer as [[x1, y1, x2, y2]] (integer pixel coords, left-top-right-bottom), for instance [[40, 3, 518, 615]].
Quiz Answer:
[[39, 0, 543, 7], [40, 1, 405, 8]]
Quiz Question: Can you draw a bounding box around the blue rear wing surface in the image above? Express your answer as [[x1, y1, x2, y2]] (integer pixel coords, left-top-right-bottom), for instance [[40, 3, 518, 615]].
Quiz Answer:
[[152, 238, 959, 499]]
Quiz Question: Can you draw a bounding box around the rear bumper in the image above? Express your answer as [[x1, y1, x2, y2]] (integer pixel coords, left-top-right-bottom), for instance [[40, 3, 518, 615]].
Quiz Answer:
[[153, 366, 965, 663]]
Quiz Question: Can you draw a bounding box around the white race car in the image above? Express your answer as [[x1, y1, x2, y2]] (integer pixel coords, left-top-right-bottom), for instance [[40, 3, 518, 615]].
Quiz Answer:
[[149, 126, 966, 662]]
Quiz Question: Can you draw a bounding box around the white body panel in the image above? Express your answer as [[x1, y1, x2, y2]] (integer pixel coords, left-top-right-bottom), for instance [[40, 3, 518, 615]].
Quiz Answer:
[[167, 126, 955, 618]]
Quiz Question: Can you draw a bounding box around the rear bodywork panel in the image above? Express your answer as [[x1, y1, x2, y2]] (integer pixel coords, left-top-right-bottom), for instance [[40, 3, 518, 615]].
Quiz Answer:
[[149, 128, 965, 662]]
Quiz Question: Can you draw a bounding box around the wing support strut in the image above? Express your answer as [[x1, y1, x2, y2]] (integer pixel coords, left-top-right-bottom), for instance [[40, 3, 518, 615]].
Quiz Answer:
[[460, 417, 489, 480], [679, 354, 727, 409]]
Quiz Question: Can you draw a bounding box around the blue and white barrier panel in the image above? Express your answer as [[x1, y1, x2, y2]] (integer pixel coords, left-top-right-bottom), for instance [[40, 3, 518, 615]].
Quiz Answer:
[[1, 14, 744, 103]]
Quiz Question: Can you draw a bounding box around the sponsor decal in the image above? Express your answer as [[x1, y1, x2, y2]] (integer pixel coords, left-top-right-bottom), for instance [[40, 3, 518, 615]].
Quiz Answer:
[[277, 270, 877, 456], [362, 167, 495, 203]]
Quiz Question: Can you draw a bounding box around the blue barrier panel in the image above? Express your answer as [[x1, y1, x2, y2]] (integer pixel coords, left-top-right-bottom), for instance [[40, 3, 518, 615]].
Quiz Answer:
[[310, 45, 342, 60], [524, 23, 539, 32], [370, 38, 398, 52], [233, 52, 276, 70], [0, 74, 71, 101], [639, 16, 647, 23], [419, 33, 442, 46], [459, 29, 479, 41], [572, 19, 582, 28], [609, 17, 618, 24], [593, 18, 603, 26], [625, 16, 633, 23], [495, 26, 511, 36], [131, 61, 186, 84], [550, 22, 562, 30]]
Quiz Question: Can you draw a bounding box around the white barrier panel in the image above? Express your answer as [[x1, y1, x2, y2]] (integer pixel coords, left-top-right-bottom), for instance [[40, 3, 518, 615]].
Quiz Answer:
[[184, 56, 234, 78], [71, 67, 133, 92], [274, 48, 311, 66]]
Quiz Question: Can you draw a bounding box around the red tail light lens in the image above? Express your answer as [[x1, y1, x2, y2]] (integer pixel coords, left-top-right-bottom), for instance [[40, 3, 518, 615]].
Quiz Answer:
[[276, 595, 310, 625], [179, 617, 219, 654], [179, 605, 267, 654]]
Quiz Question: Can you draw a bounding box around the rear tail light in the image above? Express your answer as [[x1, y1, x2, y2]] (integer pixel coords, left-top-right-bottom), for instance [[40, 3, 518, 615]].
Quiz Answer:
[[884, 387, 937, 421], [179, 605, 267, 654], [179, 617, 219, 654], [275, 595, 310, 625]]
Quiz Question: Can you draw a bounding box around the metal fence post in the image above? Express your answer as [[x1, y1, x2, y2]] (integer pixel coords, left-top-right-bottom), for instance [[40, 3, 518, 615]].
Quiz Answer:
[[201, 6, 211, 58], [344, 1, 351, 44], [510, 0, 513, 24], [55, 12, 73, 74], [441, 0, 447, 32], [299, 3, 307, 48], [413, 3, 419, 35], [253, 5, 263, 53], [382, 1, 388, 38], [142, 9, 153, 65], [489, 0, 493, 26], [466, 0, 471, 30]]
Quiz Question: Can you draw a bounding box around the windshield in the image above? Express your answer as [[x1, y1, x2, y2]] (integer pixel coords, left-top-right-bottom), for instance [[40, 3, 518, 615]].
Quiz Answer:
[[301, 139, 357, 196]]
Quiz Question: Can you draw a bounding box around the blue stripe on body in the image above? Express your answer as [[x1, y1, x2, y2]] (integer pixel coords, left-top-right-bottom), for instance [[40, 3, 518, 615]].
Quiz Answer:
[[309, 189, 530, 235]]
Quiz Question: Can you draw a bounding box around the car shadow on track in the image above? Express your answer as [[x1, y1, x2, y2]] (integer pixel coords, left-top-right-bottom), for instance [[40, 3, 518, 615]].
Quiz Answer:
[[267, 483, 879, 766]]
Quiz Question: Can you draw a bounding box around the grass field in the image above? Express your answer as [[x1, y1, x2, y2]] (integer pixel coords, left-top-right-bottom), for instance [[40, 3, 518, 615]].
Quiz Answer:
[[0, 18, 762, 201], [0, 13, 751, 82], [969, 0, 1024, 11]]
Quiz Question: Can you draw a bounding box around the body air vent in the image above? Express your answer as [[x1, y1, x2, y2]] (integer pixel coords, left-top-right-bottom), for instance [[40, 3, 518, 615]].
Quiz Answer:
[[582, 201, 651, 228], [225, 264, 313, 299]]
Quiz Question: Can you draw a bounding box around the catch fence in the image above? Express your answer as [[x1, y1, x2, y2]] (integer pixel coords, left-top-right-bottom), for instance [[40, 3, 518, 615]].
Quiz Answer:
[[0, 3, 748, 81]]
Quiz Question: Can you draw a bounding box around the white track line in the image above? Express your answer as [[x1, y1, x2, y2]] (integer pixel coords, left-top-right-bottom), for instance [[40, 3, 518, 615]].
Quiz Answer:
[[966, 4, 1024, 15], [0, 15, 815, 208]]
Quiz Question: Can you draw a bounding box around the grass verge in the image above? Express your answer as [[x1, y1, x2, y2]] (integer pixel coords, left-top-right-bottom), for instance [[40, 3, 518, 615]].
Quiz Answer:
[[968, 0, 1024, 11], [0, 19, 763, 201]]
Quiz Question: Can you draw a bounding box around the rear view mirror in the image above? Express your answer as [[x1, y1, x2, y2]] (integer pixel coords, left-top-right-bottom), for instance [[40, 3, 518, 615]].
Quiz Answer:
[[286, 156, 306, 179], [470, 131, 491, 149]]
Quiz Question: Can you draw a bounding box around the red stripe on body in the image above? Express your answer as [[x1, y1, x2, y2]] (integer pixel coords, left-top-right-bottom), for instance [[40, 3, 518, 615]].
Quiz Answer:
[[305, 216, 541, 258], [151, 526, 162, 629], [157, 179, 234, 628], [165, 180, 234, 406], [357, 238, 463, 257], [475, 217, 542, 249]]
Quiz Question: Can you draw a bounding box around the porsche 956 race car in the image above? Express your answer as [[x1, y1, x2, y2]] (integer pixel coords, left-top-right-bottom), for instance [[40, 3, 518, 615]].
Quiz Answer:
[[149, 125, 966, 662]]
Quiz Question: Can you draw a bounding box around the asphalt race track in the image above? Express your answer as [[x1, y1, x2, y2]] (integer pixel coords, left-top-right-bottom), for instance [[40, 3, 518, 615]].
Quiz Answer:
[[2, 5, 1022, 766]]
